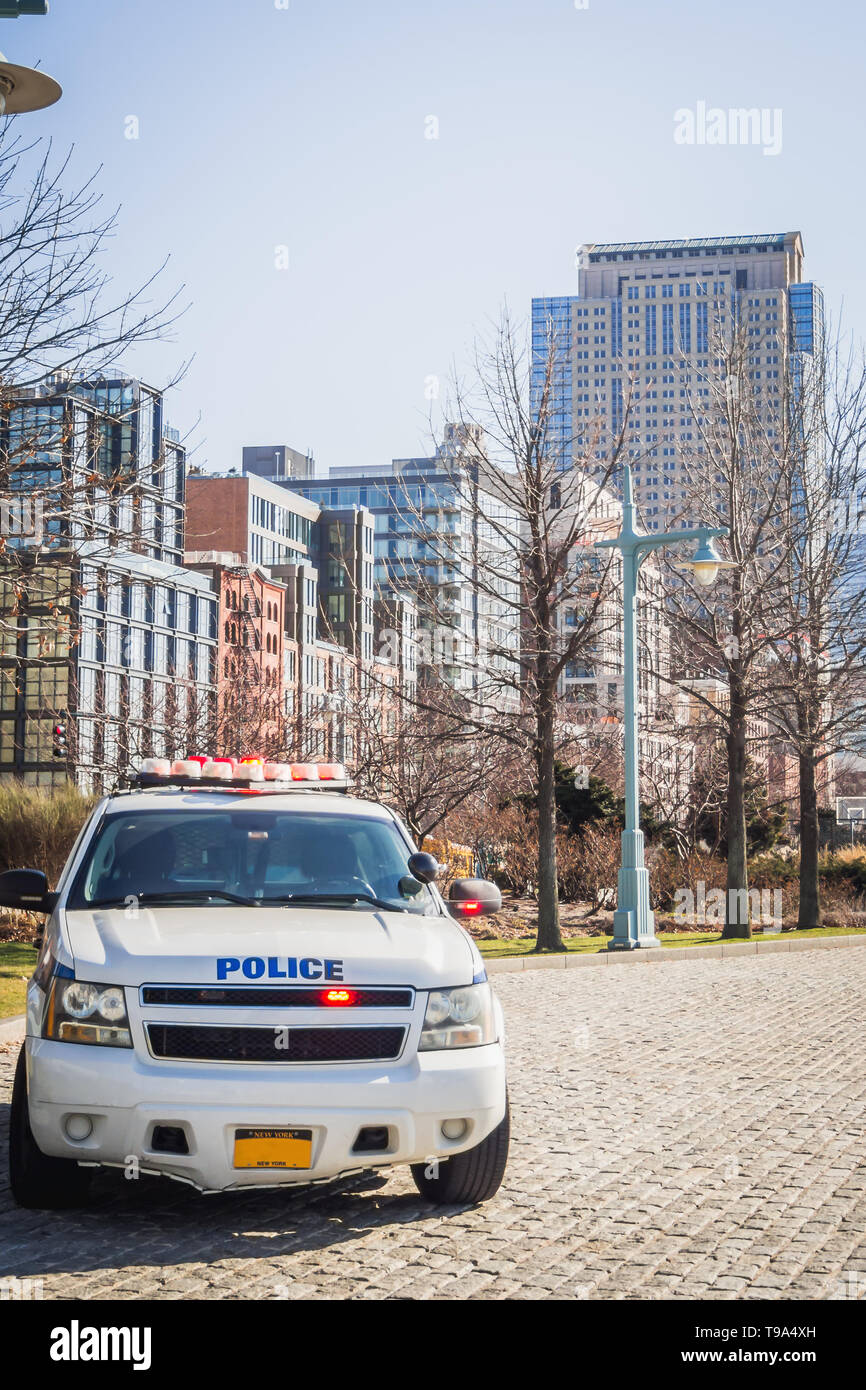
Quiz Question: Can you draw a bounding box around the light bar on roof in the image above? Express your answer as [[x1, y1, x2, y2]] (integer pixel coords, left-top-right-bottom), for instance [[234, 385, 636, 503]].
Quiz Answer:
[[133, 758, 349, 789], [202, 759, 233, 780], [236, 759, 264, 782], [264, 762, 291, 781], [171, 759, 201, 778], [142, 758, 171, 776]]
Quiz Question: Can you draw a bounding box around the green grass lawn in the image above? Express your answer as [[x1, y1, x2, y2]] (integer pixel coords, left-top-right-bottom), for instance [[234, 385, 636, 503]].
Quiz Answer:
[[477, 926, 866, 958], [0, 942, 37, 1019]]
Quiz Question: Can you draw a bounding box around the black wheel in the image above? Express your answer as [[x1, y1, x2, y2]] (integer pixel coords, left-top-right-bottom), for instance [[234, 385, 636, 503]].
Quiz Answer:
[[8, 1046, 92, 1210], [411, 1097, 510, 1205]]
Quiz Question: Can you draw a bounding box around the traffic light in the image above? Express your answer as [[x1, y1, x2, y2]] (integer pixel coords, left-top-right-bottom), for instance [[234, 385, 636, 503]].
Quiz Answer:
[[52, 720, 67, 759], [0, 5, 50, 16]]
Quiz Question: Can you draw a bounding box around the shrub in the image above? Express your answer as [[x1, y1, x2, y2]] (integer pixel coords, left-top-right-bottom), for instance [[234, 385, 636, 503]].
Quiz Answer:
[[0, 782, 96, 883], [648, 846, 727, 914], [495, 809, 621, 908], [495, 806, 540, 896], [820, 879, 864, 928], [819, 846, 866, 900], [557, 823, 620, 910], [750, 852, 801, 890]]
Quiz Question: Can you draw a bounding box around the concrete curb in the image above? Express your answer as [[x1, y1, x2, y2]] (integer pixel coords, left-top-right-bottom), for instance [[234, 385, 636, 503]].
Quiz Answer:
[[484, 933, 866, 975], [0, 1012, 25, 1044]]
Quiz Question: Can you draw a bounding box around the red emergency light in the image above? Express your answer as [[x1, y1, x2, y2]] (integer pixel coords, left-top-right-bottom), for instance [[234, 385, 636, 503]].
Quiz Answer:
[[321, 988, 359, 1006]]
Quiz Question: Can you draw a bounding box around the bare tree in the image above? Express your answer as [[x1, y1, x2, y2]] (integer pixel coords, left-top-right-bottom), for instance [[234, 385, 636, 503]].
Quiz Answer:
[[0, 129, 185, 392], [765, 331, 866, 925], [0, 126, 188, 784], [351, 674, 505, 845], [391, 308, 634, 950], [662, 310, 798, 937]]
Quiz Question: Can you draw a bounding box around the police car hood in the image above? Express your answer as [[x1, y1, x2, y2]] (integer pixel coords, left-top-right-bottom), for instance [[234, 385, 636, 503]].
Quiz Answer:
[[62, 906, 479, 990]]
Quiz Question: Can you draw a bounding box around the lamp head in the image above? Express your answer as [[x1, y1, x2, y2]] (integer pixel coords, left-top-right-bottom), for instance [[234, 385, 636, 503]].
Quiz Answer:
[[0, 51, 61, 115], [683, 536, 736, 588], [690, 538, 722, 587]]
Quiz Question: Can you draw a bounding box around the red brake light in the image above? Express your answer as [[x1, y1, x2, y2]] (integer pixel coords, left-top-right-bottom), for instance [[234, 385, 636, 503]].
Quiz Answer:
[[460, 901, 482, 915], [322, 988, 358, 1006]]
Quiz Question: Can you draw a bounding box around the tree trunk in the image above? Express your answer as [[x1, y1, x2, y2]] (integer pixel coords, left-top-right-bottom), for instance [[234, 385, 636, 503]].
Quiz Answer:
[[724, 671, 751, 938], [535, 695, 564, 952], [798, 746, 822, 930]]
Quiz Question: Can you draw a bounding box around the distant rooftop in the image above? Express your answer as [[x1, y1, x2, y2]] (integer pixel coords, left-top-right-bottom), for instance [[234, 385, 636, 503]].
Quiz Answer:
[[78, 543, 216, 593], [579, 232, 801, 264]]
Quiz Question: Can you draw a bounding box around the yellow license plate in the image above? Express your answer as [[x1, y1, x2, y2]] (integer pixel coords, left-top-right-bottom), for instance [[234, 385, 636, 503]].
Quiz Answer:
[[233, 1127, 313, 1169]]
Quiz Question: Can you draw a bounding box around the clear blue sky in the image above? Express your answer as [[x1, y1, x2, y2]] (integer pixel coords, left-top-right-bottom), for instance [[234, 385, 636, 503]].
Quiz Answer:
[[8, 0, 866, 473]]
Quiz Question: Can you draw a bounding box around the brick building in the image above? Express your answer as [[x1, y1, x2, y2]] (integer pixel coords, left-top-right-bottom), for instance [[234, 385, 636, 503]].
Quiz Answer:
[[185, 554, 286, 759], [185, 469, 417, 772]]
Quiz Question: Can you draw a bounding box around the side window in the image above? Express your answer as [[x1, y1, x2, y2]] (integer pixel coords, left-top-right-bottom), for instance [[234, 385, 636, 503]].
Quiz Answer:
[[56, 810, 104, 894]]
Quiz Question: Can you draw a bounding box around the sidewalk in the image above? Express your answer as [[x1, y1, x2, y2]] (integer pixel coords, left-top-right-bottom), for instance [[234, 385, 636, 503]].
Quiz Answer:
[[484, 931, 866, 973]]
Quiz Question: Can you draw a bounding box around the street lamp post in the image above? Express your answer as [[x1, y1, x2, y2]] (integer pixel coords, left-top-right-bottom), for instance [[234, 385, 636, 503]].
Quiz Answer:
[[595, 465, 731, 950]]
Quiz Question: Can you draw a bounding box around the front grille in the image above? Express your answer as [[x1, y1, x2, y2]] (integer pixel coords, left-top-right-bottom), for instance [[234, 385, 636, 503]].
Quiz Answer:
[[145, 1023, 407, 1063], [141, 985, 413, 1008]]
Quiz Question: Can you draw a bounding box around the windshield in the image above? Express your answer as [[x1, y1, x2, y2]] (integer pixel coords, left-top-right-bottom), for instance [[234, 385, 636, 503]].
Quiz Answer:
[[66, 808, 438, 916]]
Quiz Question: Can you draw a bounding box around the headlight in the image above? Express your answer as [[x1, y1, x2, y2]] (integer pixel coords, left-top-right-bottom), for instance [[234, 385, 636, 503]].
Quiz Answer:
[[418, 983, 496, 1050], [44, 977, 132, 1048], [61, 981, 99, 1018]]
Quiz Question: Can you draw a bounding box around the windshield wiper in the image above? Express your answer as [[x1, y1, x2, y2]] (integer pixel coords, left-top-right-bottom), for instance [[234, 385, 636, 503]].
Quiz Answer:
[[88, 889, 260, 909], [264, 892, 411, 913]]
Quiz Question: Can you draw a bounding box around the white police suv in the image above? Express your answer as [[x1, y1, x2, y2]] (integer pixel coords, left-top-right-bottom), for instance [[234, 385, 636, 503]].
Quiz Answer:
[[4, 759, 509, 1209]]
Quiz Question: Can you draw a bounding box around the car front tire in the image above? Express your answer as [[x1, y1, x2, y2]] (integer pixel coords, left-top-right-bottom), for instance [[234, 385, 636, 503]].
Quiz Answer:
[[411, 1097, 510, 1205], [9, 1046, 92, 1210]]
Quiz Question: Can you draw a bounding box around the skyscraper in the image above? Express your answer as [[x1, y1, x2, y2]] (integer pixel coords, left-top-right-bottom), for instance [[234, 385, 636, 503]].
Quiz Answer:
[[532, 232, 823, 529]]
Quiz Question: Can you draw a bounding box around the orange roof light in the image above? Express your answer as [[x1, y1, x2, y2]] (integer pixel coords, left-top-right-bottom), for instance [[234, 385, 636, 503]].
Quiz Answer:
[[290, 763, 320, 781]]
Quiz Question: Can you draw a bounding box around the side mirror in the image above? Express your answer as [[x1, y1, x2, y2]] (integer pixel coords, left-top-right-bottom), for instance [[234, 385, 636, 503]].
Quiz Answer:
[[398, 875, 424, 898], [0, 868, 55, 913], [448, 878, 502, 919], [407, 852, 439, 884]]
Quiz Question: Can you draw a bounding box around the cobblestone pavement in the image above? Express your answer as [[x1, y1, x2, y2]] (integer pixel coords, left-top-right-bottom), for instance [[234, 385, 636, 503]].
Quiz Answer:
[[1, 948, 864, 1301]]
